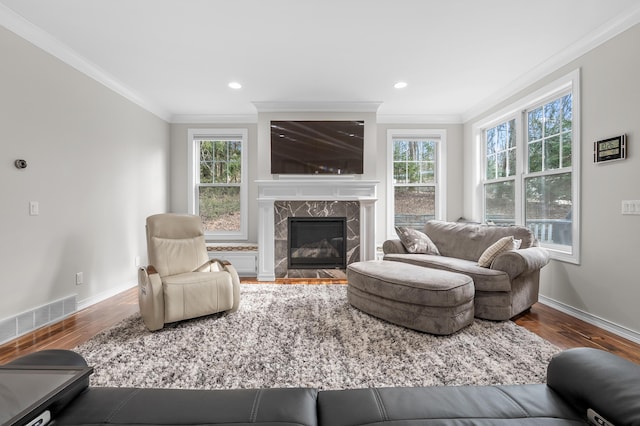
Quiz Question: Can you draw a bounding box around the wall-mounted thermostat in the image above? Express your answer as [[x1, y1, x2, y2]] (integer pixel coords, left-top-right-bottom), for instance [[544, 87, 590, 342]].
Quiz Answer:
[[594, 134, 626, 163]]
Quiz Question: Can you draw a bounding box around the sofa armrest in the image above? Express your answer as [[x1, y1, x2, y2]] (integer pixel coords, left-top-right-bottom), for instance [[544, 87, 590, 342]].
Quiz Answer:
[[382, 239, 408, 254], [5, 350, 91, 419], [138, 266, 165, 331], [547, 348, 640, 426], [215, 259, 241, 313], [490, 246, 549, 279], [196, 259, 241, 313]]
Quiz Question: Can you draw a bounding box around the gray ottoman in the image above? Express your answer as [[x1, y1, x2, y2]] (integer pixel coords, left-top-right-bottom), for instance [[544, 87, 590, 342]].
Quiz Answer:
[[347, 260, 474, 335]]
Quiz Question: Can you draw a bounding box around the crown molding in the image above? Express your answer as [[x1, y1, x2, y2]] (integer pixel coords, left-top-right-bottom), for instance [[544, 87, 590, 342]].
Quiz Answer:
[[171, 113, 463, 125], [462, 5, 640, 123], [376, 114, 462, 124], [252, 101, 383, 113], [0, 4, 172, 122], [171, 114, 258, 124]]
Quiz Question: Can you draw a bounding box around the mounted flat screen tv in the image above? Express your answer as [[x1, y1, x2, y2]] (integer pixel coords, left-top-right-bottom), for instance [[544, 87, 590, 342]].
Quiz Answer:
[[271, 120, 364, 174]]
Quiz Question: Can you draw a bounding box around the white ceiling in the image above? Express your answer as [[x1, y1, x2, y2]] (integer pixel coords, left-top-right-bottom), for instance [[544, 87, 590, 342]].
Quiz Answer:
[[1, 0, 640, 122]]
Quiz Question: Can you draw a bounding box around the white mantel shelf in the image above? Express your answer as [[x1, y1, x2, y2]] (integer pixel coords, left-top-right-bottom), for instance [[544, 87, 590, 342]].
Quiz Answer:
[[256, 178, 379, 281], [256, 178, 378, 200]]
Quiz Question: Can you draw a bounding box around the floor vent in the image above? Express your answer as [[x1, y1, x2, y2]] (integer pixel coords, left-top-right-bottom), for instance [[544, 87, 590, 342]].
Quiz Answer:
[[0, 295, 77, 345]]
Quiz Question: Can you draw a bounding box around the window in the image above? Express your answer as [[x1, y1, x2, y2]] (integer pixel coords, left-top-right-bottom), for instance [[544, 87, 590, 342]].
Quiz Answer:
[[524, 93, 573, 250], [188, 129, 248, 240], [484, 119, 517, 225], [479, 70, 580, 263], [387, 129, 446, 238]]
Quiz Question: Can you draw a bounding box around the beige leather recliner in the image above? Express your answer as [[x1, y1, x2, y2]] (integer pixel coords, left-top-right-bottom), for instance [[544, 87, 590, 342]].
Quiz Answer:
[[138, 213, 240, 331]]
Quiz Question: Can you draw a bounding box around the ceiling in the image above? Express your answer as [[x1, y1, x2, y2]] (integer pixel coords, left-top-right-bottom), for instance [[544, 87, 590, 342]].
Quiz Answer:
[[1, 0, 639, 122]]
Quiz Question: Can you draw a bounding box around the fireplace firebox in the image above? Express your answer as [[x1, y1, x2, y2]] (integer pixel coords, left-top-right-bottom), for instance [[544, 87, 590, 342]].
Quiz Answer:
[[288, 217, 347, 269]]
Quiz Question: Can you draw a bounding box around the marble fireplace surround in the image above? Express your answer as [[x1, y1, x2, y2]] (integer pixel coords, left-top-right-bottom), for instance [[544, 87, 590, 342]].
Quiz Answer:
[[275, 201, 358, 278], [256, 178, 378, 281]]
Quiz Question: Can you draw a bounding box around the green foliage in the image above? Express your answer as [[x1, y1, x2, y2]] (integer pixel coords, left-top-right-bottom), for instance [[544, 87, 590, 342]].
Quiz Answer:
[[484, 94, 574, 233], [197, 138, 243, 232], [199, 186, 241, 226], [485, 119, 516, 179], [393, 139, 436, 184], [484, 181, 515, 222], [199, 139, 242, 184], [527, 94, 572, 172]]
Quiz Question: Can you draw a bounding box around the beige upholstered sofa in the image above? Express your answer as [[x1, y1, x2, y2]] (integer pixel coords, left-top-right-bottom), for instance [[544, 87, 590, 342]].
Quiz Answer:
[[383, 220, 550, 320], [138, 214, 241, 331]]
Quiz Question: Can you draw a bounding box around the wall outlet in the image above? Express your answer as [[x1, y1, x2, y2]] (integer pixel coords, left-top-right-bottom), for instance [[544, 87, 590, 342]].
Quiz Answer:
[[75, 272, 83, 285], [134, 256, 141, 267]]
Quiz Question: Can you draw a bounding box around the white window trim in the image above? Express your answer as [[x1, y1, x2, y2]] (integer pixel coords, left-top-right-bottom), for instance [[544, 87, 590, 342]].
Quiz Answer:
[[481, 114, 524, 225], [187, 128, 249, 241], [386, 129, 447, 240], [472, 69, 581, 264]]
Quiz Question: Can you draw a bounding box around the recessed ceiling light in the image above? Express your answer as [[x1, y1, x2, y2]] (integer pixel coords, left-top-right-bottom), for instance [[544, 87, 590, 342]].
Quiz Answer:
[[394, 81, 408, 89], [228, 81, 242, 89]]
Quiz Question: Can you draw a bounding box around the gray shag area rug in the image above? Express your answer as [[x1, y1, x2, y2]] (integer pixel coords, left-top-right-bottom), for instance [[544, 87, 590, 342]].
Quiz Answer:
[[75, 284, 560, 390]]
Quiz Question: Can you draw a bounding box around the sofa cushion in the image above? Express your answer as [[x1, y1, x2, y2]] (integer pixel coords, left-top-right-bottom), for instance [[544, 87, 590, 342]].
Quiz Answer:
[[384, 253, 512, 292], [394, 226, 440, 255], [424, 220, 536, 261], [54, 387, 320, 426], [347, 260, 473, 307], [547, 347, 640, 426], [477, 236, 516, 267], [162, 271, 234, 322], [317, 385, 584, 426], [151, 235, 209, 277]]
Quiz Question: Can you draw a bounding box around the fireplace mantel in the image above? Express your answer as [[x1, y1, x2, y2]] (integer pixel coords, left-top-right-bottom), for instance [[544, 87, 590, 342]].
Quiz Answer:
[[256, 178, 378, 281]]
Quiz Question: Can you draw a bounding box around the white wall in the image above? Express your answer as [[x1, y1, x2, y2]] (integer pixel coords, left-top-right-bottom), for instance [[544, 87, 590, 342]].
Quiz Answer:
[[0, 26, 170, 320], [463, 23, 640, 337]]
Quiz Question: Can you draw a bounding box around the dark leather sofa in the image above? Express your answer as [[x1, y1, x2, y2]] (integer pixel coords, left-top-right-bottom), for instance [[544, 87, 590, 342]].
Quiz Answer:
[[5, 347, 640, 425]]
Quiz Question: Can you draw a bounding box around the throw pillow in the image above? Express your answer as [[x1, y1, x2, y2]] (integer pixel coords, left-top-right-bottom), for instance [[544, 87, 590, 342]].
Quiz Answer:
[[477, 236, 516, 268], [395, 226, 440, 255]]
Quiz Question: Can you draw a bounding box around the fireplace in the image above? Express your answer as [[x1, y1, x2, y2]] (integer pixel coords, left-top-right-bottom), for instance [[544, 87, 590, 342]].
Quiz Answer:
[[288, 217, 347, 269], [256, 178, 378, 281]]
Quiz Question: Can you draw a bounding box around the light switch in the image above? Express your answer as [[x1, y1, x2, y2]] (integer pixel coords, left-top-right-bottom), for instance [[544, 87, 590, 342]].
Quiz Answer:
[[621, 200, 640, 215], [29, 201, 39, 216]]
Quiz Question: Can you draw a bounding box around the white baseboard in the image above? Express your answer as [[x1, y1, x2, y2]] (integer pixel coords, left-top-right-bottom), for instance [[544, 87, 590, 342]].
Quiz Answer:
[[77, 281, 137, 311], [539, 295, 640, 345]]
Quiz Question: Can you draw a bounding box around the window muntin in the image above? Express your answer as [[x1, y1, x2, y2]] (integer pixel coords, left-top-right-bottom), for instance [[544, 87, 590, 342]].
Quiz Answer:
[[524, 93, 573, 249], [484, 119, 517, 226], [527, 94, 572, 173], [525, 173, 572, 246], [479, 70, 579, 263], [486, 119, 516, 180], [387, 132, 445, 235], [188, 129, 248, 240]]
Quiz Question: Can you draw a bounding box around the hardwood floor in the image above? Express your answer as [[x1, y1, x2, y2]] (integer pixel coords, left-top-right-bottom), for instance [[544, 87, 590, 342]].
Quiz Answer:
[[513, 303, 640, 363], [1, 282, 639, 365]]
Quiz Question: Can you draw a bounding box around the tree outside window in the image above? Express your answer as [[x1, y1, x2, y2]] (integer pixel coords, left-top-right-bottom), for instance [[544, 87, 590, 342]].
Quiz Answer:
[[484, 119, 516, 225], [188, 128, 248, 240], [197, 139, 242, 232], [482, 91, 574, 249], [392, 138, 438, 230], [525, 93, 573, 246]]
